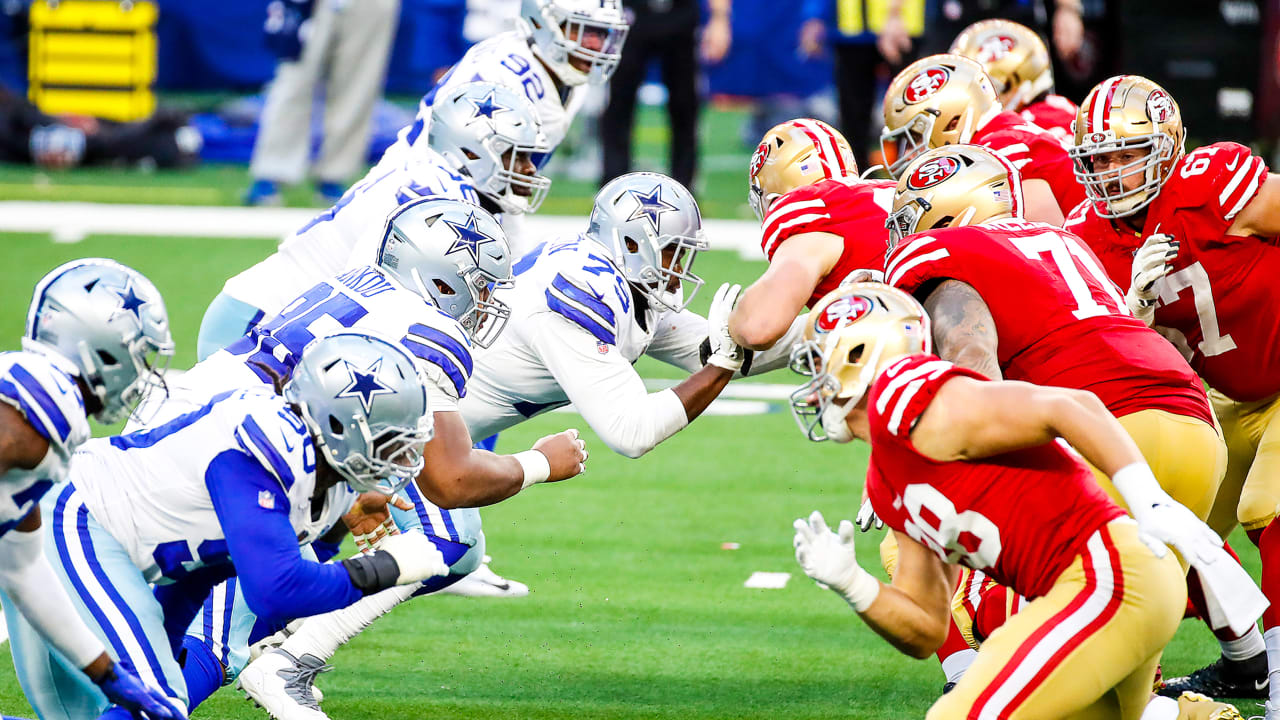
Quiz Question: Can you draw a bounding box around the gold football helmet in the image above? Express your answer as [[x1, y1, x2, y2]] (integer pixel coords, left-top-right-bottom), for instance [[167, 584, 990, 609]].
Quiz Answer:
[[886, 145, 1023, 248], [748, 118, 858, 220], [881, 54, 1002, 178], [1069, 75, 1186, 218], [789, 282, 932, 443], [949, 19, 1053, 112]]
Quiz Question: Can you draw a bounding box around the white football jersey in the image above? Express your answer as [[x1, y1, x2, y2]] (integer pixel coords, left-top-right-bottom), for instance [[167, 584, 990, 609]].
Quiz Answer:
[[462, 234, 703, 439], [380, 31, 583, 173], [0, 351, 90, 538], [220, 148, 481, 316], [142, 266, 474, 433], [70, 387, 354, 584]]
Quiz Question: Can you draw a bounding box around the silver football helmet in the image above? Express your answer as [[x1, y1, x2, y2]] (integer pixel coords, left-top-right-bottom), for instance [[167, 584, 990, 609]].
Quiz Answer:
[[23, 259, 174, 424], [377, 197, 515, 348], [285, 331, 433, 495], [430, 82, 552, 215], [586, 172, 708, 313], [519, 0, 629, 86]]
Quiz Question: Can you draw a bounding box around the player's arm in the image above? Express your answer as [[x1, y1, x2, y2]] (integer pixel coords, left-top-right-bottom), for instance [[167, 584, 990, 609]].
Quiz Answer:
[[920, 280, 1002, 380], [414, 410, 585, 508], [792, 512, 955, 658], [532, 313, 732, 459], [729, 232, 843, 350], [1021, 178, 1066, 226], [208, 449, 442, 624], [1228, 172, 1280, 238]]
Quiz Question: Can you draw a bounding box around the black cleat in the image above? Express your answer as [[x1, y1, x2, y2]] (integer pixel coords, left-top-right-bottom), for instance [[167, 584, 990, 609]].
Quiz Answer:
[[1158, 656, 1269, 699]]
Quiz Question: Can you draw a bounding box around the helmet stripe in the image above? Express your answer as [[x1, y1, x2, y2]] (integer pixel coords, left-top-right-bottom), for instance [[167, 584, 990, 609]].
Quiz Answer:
[[1097, 76, 1124, 133], [790, 119, 845, 178], [985, 148, 1024, 218], [805, 119, 850, 176]]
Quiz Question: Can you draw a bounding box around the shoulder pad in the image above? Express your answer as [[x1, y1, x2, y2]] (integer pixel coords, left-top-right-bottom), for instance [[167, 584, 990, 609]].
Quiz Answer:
[[232, 400, 312, 493], [1176, 142, 1268, 221], [400, 314, 474, 399], [869, 356, 961, 439], [0, 352, 88, 453]]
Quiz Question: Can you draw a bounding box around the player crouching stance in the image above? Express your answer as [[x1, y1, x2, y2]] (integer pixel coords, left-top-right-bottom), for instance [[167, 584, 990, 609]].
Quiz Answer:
[[8, 331, 449, 719], [787, 283, 1259, 720]]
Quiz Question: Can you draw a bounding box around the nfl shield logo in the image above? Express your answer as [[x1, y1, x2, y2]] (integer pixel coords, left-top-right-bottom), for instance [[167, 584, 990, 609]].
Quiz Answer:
[[258, 490, 275, 510], [597, 341, 610, 355]]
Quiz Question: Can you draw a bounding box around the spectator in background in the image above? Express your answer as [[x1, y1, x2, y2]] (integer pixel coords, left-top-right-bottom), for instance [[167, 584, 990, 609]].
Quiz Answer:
[[798, 0, 925, 171], [600, 0, 731, 191], [244, 0, 400, 206]]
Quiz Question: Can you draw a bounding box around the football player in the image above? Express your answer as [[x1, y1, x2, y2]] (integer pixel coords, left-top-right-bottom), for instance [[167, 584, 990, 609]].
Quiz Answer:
[[236, 173, 790, 719], [148, 199, 588, 711], [948, 19, 1078, 141], [8, 331, 449, 719], [1065, 75, 1280, 708], [1, 260, 183, 719], [198, 81, 549, 360], [879, 53, 1083, 223], [730, 118, 896, 351], [788, 282, 1256, 720], [881, 144, 1250, 688]]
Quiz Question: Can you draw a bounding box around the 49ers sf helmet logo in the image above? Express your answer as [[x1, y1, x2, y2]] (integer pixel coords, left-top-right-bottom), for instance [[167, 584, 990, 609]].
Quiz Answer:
[[906, 156, 961, 190], [1146, 90, 1175, 123], [816, 295, 876, 332], [749, 141, 770, 178], [903, 67, 951, 104], [976, 35, 1016, 62]]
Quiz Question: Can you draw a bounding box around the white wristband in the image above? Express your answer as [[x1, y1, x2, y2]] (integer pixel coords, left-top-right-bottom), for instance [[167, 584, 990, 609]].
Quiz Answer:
[[838, 566, 881, 613], [1111, 461, 1164, 511], [515, 450, 551, 490]]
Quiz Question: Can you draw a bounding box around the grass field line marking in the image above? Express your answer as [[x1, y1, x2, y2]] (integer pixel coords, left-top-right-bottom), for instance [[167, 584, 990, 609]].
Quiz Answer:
[[744, 571, 791, 589], [0, 201, 766, 257]]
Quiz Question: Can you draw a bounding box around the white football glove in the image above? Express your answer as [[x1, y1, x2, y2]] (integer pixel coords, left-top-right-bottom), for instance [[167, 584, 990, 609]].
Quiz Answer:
[[855, 497, 884, 532], [1112, 463, 1219, 563], [707, 282, 748, 371], [792, 510, 880, 612], [1125, 233, 1178, 325], [378, 531, 449, 585]]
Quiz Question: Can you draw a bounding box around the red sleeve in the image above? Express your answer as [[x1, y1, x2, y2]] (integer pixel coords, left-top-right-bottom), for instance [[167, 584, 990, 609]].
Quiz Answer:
[[884, 230, 966, 295], [868, 355, 976, 440], [760, 183, 833, 260], [983, 128, 1083, 213], [1186, 142, 1268, 225]]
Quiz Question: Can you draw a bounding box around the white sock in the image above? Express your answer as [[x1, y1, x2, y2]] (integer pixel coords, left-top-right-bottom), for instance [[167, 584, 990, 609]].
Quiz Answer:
[[280, 584, 417, 661], [941, 648, 978, 685], [1141, 695, 1178, 720], [1264, 627, 1280, 707], [1222, 625, 1266, 661]]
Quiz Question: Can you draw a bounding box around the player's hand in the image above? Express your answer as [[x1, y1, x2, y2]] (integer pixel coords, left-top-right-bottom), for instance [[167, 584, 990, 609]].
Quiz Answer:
[[1132, 499, 1224, 565], [343, 492, 411, 549], [839, 268, 885, 286], [96, 658, 188, 720], [1126, 233, 1177, 325], [792, 511, 880, 612], [855, 498, 884, 532], [707, 283, 750, 372], [379, 530, 449, 584], [352, 516, 400, 554], [533, 429, 589, 482]]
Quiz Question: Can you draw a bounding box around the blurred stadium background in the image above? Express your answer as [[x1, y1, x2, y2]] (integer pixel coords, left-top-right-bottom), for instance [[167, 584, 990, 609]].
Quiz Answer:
[[0, 0, 1273, 717]]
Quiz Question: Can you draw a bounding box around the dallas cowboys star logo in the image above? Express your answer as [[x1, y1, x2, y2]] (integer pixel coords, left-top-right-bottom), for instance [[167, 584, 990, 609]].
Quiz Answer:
[[468, 90, 509, 122], [111, 281, 147, 322], [625, 185, 678, 233], [336, 358, 395, 414], [443, 212, 495, 265]]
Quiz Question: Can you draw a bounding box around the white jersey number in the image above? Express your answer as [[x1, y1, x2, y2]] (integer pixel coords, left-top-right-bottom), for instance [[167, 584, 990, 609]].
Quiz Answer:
[[1012, 231, 1129, 320], [901, 483, 1003, 570], [1157, 261, 1237, 358]]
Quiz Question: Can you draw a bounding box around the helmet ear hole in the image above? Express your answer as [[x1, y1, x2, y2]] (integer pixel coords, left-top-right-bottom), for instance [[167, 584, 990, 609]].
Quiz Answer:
[[848, 345, 865, 365], [96, 349, 118, 366], [945, 116, 961, 132], [929, 216, 955, 230], [433, 279, 457, 296], [624, 237, 639, 254], [328, 415, 345, 436]]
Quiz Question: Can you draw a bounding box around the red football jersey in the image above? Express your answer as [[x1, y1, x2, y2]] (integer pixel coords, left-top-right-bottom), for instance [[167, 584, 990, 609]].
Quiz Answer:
[[1064, 142, 1280, 401], [760, 177, 897, 308], [1020, 94, 1079, 143], [865, 355, 1126, 599], [885, 218, 1214, 424], [974, 110, 1085, 216]]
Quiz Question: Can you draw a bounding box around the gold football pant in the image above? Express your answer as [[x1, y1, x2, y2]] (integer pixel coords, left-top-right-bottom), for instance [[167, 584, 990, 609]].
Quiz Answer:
[[1205, 390, 1280, 536], [927, 520, 1185, 720]]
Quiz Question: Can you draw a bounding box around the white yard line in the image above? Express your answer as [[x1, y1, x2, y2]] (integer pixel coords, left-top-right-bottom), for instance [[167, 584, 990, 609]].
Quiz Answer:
[[0, 201, 766, 259]]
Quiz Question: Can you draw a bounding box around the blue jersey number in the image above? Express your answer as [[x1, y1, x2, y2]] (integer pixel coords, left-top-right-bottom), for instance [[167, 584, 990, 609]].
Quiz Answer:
[[500, 53, 545, 102], [226, 283, 368, 383]]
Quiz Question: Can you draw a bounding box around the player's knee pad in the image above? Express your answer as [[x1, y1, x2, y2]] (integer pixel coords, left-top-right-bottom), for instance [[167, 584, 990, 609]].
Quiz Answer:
[[1237, 486, 1280, 533]]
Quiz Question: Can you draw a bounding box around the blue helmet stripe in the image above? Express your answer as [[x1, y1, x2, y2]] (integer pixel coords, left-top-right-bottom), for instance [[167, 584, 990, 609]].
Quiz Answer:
[[400, 339, 468, 398], [551, 274, 615, 326], [6, 364, 70, 441], [545, 292, 617, 345], [237, 415, 295, 491], [406, 323, 473, 376]]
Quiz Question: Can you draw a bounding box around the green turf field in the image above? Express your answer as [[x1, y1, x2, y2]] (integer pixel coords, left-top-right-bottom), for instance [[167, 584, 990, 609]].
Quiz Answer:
[[0, 227, 1262, 719]]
